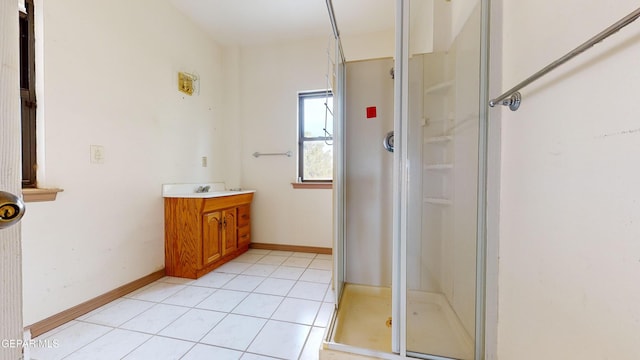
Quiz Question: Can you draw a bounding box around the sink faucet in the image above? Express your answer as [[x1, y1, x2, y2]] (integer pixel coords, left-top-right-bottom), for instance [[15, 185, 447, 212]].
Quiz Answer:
[[196, 185, 210, 193]]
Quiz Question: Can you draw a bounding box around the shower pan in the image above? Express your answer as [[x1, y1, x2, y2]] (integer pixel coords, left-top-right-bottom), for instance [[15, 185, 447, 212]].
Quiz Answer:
[[324, 0, 489, 359]]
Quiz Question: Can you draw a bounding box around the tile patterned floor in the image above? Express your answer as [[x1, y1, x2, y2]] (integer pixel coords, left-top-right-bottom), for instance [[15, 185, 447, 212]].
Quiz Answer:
[[30, 249, 334, 360]]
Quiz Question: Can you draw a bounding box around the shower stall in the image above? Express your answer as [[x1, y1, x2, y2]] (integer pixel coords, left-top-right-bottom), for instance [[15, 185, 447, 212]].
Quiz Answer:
[[324, 0, 488, 359]]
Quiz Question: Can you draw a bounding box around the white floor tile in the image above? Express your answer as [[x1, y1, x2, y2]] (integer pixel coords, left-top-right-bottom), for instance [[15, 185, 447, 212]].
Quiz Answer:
[[158, 276, 196, 285], [122, 336, 194, 360], [200, 314, 266, 351], [315, 302, 335, 327], [127, 282, 186, 302], [308, 259, 332, 270], [241, 353, 280, 360], [267, 250, 294, 257], [270, 266, 305, 280], [245, 248, 271, 255], [299, 326, 326, 360], [182, 343, 243, 360], [291, 252, 317, 258], [213, 261, 252, 274], [161, 285, 216, 307], [282, 257, 313, 268], [76, 299, 122, 321], [159, 308, 226, 342], [233, 253, 266, 263], [64, 329, 150, 360], [253, 277, 296, 296], [36, 252, 333, 360], [120, 303, 189, 334], [192, 272, 237, 288], [242, 263, 278, 277], [196, 289, 249, 312], [324, 287, 336, 303], [247, 320, 311, 359], [232, 293, 284, 318], [31, 322, 112, 360], [300, 269, 332, 283], [271, 298, 321, 325], [256, 255, 288, 266], [82, 298, 155, 327], [289, 281, 329, 301], [222, 274, 265, 292]]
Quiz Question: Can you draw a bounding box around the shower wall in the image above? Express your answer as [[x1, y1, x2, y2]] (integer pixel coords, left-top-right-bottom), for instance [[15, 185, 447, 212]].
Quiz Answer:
[[408, 2, 481, 338], [345, 58, 395, 287]]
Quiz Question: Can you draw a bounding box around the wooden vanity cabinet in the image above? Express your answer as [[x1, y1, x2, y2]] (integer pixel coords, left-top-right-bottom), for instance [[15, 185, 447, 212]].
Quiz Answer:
[[165, 193, 253, 279]]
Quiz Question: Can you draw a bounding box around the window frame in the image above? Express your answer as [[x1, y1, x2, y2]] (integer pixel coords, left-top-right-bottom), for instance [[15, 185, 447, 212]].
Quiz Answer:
[[297, 90, 333, 183], [20, 0, 37, 188]]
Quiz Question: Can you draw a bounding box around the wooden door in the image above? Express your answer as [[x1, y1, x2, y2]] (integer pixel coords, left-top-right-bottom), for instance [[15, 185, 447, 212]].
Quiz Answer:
[[222, 209, 237, 256], [1, 0, 25, 357], [202, 212, 222, 266]]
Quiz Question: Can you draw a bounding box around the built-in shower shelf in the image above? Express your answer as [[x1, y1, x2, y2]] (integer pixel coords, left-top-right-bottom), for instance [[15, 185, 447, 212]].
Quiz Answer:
[[424, 136, 453, 144], [425, 164, 453, 170], [424, 80, 454, 95], [424, 197, 452, 205]]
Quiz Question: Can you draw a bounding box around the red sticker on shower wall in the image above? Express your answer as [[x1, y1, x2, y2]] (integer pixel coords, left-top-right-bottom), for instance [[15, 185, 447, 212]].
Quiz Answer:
[[366, 106, 377, 119]]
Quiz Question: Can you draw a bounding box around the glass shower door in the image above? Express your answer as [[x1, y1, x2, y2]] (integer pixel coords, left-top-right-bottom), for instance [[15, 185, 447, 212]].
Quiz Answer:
[[403, 0, 484, 359]]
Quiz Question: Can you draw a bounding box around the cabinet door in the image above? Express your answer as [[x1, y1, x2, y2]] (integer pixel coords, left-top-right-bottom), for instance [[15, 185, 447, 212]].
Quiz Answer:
[[202, 211, 222, 266], [222, 209, 237, 256]]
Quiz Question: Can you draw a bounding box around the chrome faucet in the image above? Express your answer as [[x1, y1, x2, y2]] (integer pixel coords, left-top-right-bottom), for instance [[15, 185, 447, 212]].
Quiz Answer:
[[195, 185, 210, 193]]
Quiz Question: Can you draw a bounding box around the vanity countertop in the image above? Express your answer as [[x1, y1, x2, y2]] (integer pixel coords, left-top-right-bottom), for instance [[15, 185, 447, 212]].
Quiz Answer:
[[162, 183, 255, 199]]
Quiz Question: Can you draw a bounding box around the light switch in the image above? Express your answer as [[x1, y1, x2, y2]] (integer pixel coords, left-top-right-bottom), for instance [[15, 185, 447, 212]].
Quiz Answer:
[[90, 145, 105, 164]]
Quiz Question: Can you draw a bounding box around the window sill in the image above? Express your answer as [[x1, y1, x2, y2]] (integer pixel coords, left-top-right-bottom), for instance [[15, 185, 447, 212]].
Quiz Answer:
[[291, 182, 332, 190], [22, 188, 64, 203]]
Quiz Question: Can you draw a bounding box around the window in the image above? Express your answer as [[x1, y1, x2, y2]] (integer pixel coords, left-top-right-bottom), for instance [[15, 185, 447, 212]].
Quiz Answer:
[[20, 0, 37, 188], [298, 90, 333, 182]]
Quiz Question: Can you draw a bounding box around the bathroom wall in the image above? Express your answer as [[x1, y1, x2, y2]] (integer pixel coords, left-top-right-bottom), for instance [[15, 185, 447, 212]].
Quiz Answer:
[[22, 0, 227, 325], [341, 30, 395, 61], [236, 37, 334, 249], [498, 0, 640, 358]]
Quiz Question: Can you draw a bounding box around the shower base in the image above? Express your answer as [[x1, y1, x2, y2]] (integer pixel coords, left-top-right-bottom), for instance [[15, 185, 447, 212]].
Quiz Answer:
[[322, 284, 472, 360]]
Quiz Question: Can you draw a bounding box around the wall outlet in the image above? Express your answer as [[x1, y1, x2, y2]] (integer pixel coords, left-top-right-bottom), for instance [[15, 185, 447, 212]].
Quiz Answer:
[[90, 145, 105, 164], [201, 156, 207, 167]]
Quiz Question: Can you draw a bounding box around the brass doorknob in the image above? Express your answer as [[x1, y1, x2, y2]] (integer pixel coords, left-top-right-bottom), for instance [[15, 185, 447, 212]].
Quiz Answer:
[[0, 191, 25, 229]]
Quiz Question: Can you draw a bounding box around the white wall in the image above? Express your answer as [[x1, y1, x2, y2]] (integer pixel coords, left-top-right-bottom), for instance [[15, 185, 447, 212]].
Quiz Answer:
[[497, 0, 640, 358], [341, 30, 395, 61], [237, 37, 333, 248], [22, 0, 228, 325]]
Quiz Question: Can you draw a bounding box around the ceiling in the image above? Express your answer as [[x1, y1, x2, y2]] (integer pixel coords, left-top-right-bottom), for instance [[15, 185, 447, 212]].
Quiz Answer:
[[169, 0, 395, 46]]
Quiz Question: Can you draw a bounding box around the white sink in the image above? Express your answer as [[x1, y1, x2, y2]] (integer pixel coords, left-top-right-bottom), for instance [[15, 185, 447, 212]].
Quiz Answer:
[[162, 183, 255, 198]]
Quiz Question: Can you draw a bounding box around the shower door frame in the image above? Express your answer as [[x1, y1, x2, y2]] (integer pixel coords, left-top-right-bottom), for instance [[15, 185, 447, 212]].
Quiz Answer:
[[393, 0, 491, 359]]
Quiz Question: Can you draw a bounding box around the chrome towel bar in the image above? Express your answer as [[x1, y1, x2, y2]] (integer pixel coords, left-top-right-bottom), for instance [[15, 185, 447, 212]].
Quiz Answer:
[[490, 7, 640, 111], [252, 151, 292, 158]]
